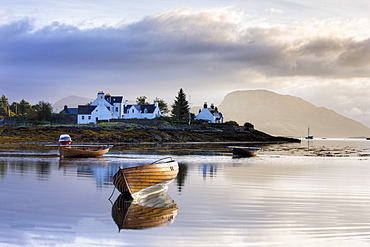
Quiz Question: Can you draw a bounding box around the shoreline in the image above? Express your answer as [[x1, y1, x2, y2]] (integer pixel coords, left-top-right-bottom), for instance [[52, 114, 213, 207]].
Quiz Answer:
[[0, 124, 300, 145]]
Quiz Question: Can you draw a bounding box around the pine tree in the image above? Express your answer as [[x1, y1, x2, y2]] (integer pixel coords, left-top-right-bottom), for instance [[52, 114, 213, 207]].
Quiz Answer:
[[171, 88, 189, 122]]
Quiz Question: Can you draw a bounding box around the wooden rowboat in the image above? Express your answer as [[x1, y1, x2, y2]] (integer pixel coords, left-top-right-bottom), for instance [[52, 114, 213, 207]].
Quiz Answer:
[[59, 145, 112, 158], [57, 134, 112, 158], [111, 191, 178, 230], [231, 146, 261, 157], [112, 157, 179, 199]]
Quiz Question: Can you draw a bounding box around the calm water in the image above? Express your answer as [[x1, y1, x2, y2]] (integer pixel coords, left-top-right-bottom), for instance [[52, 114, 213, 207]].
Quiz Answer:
[[1, 139, 370, 247]]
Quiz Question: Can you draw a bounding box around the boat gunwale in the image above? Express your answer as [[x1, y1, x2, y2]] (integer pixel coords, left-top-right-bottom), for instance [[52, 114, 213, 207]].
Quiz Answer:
[[113, 158, 178, 196]]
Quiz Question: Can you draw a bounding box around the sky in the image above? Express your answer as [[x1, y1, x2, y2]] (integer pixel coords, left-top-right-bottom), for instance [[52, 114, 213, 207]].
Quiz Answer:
[[1, 0, 370, 127]]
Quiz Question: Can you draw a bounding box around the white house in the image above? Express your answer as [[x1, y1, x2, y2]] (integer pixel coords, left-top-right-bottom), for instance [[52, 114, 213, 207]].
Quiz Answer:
[[123, 102, 164, 119], [194, 102, 223, 123], [77, 91, 123, 124]]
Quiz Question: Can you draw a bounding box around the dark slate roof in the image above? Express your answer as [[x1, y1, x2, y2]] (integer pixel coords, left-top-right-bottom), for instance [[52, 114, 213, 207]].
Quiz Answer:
[[105, 95, 123, 104], [125, 104, 156, 113], [60, 108, 78, 114], [78, 105, 96, 114]]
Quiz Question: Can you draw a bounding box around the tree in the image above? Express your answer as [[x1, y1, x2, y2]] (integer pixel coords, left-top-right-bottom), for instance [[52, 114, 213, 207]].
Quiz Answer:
[[18, 99, 32, 115], [10, 102, 19, 116], [0, 95, 10, 117], [154, 97, 169, 115], [36, 101, 53, 121], [171, 88, 190, 122], [136, 96, 149, 105], [27, 101, 53, 122]]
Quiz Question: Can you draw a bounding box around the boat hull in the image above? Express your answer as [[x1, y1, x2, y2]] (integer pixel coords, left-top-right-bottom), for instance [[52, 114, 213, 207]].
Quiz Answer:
[[232, 147, 261, 157], [112, 192, 178, 230], [59, 145, 112, 158], [112, 159, 179, 198]]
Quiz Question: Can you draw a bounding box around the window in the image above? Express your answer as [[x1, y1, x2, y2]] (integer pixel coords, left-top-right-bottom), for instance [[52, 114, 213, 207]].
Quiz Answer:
[[115, 107, 118, 112], [88, 116, 91, 120], [82, 116, 85, 120]]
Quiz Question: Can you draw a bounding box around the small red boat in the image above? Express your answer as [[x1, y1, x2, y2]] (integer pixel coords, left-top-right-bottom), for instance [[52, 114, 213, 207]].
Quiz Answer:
[[58, 134, 72, 145]]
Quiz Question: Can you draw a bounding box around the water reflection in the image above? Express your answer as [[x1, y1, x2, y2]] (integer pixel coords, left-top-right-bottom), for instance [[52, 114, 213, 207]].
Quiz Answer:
[[201, 164, 217, 179], [2, 140, 370, 246], [58, 158, 120, 188], [0, 159, 52, 179], [111, 190, 178, 231], [176, 162, 188, 193]]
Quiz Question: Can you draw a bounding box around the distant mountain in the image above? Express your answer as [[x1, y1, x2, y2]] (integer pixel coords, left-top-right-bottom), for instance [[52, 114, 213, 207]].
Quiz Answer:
[[53, 95, 92, 113], [218, 90, 370, 138]]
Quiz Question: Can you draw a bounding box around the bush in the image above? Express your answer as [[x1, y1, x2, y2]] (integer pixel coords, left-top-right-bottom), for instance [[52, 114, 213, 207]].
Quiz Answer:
[[224, 120, 238, 126], [244, 122, 254, 130]]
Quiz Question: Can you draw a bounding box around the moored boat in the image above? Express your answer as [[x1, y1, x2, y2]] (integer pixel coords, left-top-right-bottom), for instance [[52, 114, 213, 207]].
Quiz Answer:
[[58, 145, 112, 158], [58, 134, 72, 145], [231, 146, 261, 157], [112, 157, 179, 199], [58, 134, 112, 158], [305, 126, 313, 139]]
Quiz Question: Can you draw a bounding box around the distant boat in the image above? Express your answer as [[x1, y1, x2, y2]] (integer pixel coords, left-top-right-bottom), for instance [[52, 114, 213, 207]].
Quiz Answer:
[[111, 191, 178, 231], [112, 157, 179, 199], [58, 134, 72, 145], [305, 126, 313, 139], [366, 138, 370, 140], [58, 134, 112, 158], [231, 147, 261, 157]]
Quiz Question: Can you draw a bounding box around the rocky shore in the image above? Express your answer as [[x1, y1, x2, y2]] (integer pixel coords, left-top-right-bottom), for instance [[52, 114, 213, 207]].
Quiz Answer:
[[0, 123, 300, 144]]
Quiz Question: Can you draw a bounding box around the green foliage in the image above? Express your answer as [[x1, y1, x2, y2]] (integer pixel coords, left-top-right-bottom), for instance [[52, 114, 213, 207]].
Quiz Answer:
[[18, 99, 32, 115], [224, 120, 239, 126], [154, 97, 169, 114], [0, 96, 33, 118], [0, 95, 10, 117], [244, 122, 254, 130], [26, 101, 53, 123], [136, 96, 149, 105], [171, 88, 190, 122]]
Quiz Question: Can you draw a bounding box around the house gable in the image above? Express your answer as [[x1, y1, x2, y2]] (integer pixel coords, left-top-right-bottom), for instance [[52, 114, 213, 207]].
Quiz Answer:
[[124, 103, 163, 119], [195, 102, 223, 123]]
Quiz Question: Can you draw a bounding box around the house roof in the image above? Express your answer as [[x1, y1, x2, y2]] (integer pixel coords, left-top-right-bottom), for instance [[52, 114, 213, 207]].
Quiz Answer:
[[78, 105, 96, 114], [125, 104, 156, 113], [105, 95, 123, 104], [60, 108, 78, 114], [195, 107, 223, 119]]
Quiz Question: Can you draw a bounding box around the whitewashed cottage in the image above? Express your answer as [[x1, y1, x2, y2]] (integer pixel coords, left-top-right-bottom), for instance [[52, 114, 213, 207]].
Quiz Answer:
[[123, 101, 164, 119], [194, 102, 223, 123], [77, 91, 123, 124]]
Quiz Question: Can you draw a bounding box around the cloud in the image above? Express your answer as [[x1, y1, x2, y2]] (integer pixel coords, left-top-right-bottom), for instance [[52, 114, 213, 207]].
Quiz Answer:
[[345, 107, 363, 116], [264, 8, 283, 14], [0, 8, 369, 127], [1, 10, 369, 78]]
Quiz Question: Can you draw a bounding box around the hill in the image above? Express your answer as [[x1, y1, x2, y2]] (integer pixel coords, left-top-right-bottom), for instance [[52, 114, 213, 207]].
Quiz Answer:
[[218, 90, 370, 138], [53, 95, 93, 112]]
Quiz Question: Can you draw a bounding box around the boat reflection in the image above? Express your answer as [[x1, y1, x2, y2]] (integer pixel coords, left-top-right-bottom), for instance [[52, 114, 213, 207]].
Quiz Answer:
[[58, 157, 110, 168], [111, 190, 178, 231]]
